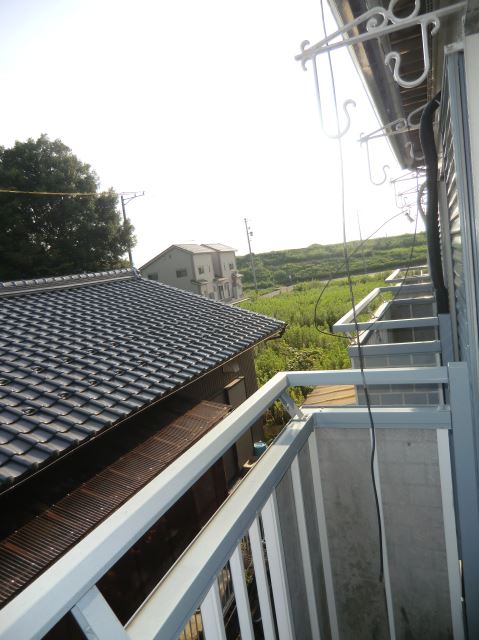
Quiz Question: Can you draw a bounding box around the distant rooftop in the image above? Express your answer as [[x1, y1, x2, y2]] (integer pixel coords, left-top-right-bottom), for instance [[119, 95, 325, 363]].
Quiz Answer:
[[174, 244, 213, 254], [140, 243, 238, 271], [201, 243, 236, 252], [0, 269, 284, 488]]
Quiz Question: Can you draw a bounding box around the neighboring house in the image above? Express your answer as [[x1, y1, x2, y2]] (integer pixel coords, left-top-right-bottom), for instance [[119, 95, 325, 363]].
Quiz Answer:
[[140, 243, 243, 301], [0, 268, 283, 633]]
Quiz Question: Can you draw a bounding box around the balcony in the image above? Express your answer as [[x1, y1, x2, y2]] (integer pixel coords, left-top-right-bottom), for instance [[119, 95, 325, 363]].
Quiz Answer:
[[331, 271, 452, 408], [1, 355, 478, 638]]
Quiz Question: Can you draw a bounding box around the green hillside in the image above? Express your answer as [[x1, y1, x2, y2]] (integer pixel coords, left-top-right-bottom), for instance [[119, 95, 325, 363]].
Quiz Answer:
[[237, 232, 426, 290]]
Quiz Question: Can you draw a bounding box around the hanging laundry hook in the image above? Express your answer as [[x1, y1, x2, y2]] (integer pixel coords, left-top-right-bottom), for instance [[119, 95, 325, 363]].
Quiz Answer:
[[384, 17, 440, 89], [308, 54, 356, 139], [360, 136, 390, 186], [406, 141, 425, 162]]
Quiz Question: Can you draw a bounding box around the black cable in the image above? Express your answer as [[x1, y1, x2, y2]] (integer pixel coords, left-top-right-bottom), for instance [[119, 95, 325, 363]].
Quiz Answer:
[[420, 92, 449, 313], [319, 0, 385, 583], [312, 208, 419, 340]]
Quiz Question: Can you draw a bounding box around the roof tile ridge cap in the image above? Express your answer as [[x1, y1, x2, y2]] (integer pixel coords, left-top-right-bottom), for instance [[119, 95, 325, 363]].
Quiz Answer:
[[0, 268, 138, 296]]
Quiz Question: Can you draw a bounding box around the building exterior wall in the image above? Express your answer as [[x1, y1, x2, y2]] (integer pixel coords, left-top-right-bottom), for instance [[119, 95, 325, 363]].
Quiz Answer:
[[140, 246, 243, 301], [141, 247, 199, 294], [191, 253, 216, 298], [183, 350, 263, 480]]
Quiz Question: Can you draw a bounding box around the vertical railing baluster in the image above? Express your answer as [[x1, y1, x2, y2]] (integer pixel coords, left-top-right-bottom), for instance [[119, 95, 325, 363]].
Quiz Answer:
[[372, 433, 396, 640], [308, 433, 340, 640], [290, 455, 322, 639], [230, 545, 255, 640], [262, 492, 295, 640], [448, 362, 479, 638], [437, 428, 465, 640], [200, 581, 227, 640], [249, 516, 276, 640]]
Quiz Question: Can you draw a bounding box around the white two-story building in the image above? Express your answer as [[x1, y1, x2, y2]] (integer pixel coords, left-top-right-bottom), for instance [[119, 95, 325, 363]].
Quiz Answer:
[[140, 244, 243, 302]]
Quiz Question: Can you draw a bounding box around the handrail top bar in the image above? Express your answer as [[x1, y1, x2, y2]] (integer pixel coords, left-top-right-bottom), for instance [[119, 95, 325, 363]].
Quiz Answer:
[[305, 406, 451, 428], [335, 284, 433, 326], [287, 366, 448, 385], [385, 265, 429, 282], [380, 283, 432, 293], [349, 339, 441, 355], [386, 267, 401, 281], [334, 287, 381, 326], [385, 275, 431, 284], [333, 316, 439, 333]]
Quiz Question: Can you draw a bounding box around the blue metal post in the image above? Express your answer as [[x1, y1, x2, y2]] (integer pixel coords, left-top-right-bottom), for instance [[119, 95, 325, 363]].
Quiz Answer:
[[448, 362, 479, 637]]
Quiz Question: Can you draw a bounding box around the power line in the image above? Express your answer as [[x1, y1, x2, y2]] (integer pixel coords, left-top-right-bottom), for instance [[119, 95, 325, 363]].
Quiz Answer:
[[0, 188, 111, 197], [319, 0, 385, 586]]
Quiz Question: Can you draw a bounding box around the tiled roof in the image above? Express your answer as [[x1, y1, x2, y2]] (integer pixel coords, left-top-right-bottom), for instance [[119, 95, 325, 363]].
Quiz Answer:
[[0, 269, 284, 489], [0, 399, 229, 606]]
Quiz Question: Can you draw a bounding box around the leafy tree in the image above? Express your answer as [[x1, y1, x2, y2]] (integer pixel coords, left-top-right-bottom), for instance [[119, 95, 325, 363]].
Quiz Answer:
[[0, 134, 135, 280]]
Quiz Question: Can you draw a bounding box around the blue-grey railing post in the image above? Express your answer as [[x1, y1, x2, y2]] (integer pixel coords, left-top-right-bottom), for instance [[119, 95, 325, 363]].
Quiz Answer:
[[438, 314, 454, 365], [448, 362, 479, 637], [439, 314, 454, 405]]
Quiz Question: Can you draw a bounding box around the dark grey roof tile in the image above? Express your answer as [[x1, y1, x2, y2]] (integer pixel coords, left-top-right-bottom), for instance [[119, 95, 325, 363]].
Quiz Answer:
[[0, 462, 24, 482], [13, 449, 51, 467], [0, 429, 15, 445], [0, 270, 284, 487], [0, 410, 23, 425]]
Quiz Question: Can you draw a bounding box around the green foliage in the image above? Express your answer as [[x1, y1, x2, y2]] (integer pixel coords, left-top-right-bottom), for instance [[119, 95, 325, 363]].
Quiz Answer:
[[241, 274, 387, 428], [0, 135, 135, 280], [238, 233, 426, 289]]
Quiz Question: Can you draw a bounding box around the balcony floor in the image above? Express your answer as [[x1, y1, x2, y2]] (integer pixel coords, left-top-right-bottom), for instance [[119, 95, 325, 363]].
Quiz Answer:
[[304, 384, 357, 406]]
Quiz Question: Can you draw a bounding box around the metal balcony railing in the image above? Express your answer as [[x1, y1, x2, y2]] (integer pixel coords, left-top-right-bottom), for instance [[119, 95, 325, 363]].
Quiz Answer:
[[1, 365, 478, 639], [332, 283, 435, 335], [385, 266, 430, 285]]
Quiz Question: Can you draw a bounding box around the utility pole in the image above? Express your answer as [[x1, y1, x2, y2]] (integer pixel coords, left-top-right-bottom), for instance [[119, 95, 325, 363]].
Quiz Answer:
[[120, 191, 145, 267], [356, 209, 367, 276], [244, 218, 258, 294]]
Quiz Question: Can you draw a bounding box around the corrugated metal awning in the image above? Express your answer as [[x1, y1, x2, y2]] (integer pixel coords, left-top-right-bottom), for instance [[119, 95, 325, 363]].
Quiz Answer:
[[0, 399, 229, 607]]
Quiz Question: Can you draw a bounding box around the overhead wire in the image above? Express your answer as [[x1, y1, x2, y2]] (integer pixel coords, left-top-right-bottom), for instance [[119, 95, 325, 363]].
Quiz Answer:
[[0, 189, 112, 197], [312, 208, 420, 340], [319, 0, 385, 583]]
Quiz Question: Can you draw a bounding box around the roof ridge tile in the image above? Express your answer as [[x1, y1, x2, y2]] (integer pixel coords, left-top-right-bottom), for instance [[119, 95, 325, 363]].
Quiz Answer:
[[0, 268, 138, 297]]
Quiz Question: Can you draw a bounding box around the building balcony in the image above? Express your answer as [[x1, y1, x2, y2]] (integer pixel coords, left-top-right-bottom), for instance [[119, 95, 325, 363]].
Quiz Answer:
[[1, 356, 478, 639], [331, 270, 451, 408]]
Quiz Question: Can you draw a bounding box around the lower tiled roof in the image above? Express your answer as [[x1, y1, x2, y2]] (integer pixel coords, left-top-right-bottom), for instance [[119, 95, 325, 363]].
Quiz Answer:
[[0, 269, 284, 488], [0, 399, 230, 606]]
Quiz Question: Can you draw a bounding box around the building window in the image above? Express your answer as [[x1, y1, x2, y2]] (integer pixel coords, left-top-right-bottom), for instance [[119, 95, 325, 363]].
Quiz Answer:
[[147, 273, 158, 281], [176, 269, 187, 278], [198, 266, 205, 275], [229, 263, 234, 269]]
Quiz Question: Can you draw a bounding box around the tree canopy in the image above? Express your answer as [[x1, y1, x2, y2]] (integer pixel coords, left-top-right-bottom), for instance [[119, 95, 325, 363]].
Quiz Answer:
[[0, 135, 135, 280]]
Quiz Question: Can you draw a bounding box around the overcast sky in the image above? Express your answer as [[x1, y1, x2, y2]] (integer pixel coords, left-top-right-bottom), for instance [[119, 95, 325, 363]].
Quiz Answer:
[[0, 0, 422, 265]]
